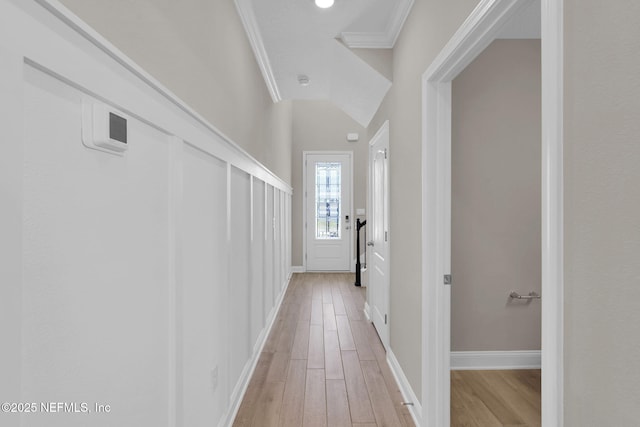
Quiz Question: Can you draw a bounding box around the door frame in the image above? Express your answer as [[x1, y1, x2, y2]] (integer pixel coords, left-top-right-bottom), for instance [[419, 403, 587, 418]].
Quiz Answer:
[[420, 0, 564, 426], [366, 120, 391, 349], [302, 151, 354, 272]]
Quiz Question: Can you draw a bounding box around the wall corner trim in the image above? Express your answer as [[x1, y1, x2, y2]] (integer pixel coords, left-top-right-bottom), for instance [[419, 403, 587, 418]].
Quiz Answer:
[[451, 350, 542, 370], [540, 0, 564, 425], [233, 0, 282, 103], [387, 349, 423, 426], [291, 266, 306, 273]]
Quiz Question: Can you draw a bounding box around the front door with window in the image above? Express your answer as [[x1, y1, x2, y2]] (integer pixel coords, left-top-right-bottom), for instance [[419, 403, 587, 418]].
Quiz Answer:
[[305, 153, 352, 271]]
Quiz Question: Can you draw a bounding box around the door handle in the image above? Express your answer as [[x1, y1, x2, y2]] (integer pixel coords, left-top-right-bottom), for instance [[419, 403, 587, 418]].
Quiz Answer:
[[367, 241, 374, 247]]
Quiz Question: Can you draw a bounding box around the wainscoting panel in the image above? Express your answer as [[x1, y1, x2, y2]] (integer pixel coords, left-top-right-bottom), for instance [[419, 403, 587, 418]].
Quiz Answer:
[[182, 143, 229, 425], [229, 166, 252, 397], [250, 178, 266, 349], [265, 185, 276, 321], [22, 63, 172, 427], [0, 2, 292, 427]]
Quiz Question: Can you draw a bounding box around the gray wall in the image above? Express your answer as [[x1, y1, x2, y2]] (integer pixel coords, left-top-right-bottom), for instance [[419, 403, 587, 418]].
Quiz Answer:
[[366, 0, 482, 399], [564, 0, 640, 424], [58, 0, 293, 184], [291, 100, 367, 267], [451, 39, 541, 352]]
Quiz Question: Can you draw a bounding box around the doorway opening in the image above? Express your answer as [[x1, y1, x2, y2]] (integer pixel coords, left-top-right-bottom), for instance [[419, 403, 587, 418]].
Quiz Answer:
[[450, 34, 542, 425], [420, 0, 563, 426]]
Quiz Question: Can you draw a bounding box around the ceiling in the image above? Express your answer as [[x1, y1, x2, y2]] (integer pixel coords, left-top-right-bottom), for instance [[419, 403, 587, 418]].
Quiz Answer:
[[235, 0, 414, 127], [235, 0, 540, 128]]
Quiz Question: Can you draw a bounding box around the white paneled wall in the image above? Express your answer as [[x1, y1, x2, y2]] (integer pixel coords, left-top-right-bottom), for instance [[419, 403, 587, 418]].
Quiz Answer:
[[0, 2, 292, 427], [229, 166, 252, 394], [181, 144, 228, 425], [265, 185, 276, 319], [250, 179, 266, 350]]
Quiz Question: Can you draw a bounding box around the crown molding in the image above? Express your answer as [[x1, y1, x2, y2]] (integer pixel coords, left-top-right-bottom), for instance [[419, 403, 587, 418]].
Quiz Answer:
[[234, 0, 282, 103], [341, 0, 415, 48], [340, 31, 391, 49], [386, 0, 415, 47]]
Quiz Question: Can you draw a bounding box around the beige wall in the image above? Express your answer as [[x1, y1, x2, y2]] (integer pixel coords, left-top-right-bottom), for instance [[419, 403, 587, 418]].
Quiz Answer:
[[451, 39, 541, 351], [366, 0, 482, 399], [58, 0, 292, 184], [291, 100, 367, 267], [564, 0, 640, 425]]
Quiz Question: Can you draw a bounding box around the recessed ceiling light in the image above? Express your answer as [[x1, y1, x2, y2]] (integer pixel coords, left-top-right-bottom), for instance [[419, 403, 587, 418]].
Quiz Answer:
[[315, 0, 334, 9], [298, 75, 310, 86]]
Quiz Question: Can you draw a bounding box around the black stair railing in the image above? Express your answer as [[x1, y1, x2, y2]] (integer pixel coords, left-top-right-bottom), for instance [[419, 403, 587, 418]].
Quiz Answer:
[[354, 218, 367, 287]]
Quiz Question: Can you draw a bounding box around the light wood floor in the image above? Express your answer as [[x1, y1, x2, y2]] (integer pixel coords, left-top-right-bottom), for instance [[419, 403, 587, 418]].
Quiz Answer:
[[451, 369, 541, 427], [233, 273, 415, 427]]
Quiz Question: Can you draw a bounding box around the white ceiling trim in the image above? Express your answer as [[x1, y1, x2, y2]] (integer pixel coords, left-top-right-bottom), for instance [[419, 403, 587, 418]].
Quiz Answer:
[[340, 31, 391, 49], [341, 0, 414, 48], [234, 0, 281, 103]]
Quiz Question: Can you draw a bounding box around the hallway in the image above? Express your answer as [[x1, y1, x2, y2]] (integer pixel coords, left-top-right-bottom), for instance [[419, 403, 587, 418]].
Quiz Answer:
[[232, 273, 415, 427]]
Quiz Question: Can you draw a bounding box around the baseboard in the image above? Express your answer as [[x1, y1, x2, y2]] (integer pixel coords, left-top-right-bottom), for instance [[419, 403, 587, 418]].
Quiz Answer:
[[387, 349, 423, 426], [291, 265, 305, 273], [363, 301, 371, 321], [221, 274, 294, 427], [451, 350, 541, 370]]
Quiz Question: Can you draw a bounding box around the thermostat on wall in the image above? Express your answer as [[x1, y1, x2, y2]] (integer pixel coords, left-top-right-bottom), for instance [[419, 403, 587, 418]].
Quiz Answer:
[[82, 102, 128, 154]]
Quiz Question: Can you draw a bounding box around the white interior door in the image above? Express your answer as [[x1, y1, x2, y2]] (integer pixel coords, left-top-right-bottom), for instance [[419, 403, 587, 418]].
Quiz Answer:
[[305, 152, 352, 271], [368, 123, 390, 349]]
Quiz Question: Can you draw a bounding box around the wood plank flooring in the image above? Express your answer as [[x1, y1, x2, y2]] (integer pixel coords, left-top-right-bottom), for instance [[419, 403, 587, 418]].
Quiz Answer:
[[233, 273, 414, 427], [451, 369, 541, 427]]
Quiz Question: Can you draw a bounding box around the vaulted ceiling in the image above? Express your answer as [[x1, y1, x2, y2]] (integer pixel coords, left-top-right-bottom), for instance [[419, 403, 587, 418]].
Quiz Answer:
[[235, 0, 414, 127], [235, 0, 540, 127]]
